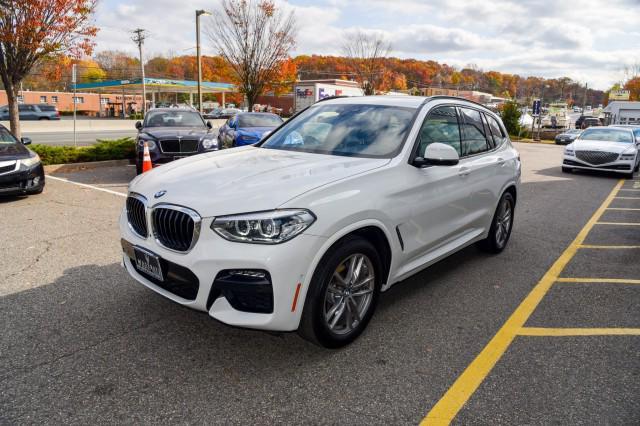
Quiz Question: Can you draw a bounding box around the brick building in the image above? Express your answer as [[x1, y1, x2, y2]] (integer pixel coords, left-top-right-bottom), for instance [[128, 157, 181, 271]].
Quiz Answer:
[[0, 90, 144, 117]]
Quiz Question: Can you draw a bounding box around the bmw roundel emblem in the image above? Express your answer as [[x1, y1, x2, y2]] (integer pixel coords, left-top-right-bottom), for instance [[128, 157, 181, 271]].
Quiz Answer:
[[154, 190, 167, 199]]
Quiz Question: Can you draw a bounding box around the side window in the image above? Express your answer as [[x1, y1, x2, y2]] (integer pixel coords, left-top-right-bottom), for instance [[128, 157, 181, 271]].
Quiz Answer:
[[486, 114, 507, 147], [417, 106, 461, 156], [18, 105, 29, 112], [459, 107, 490, 156], [481, 114, 495, 149]]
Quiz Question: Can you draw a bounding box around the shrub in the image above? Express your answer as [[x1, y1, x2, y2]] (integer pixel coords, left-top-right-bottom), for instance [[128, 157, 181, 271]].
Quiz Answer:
[[31, 137, 136, 165], [500, 101, 522, 137]]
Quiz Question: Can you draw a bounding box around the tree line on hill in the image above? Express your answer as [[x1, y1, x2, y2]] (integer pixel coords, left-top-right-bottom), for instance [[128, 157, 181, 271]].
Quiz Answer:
[[21, 51, 610, 107]]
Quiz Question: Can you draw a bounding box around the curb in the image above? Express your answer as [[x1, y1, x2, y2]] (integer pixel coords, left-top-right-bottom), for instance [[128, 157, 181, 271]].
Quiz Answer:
[[44, 159, 133, 174]]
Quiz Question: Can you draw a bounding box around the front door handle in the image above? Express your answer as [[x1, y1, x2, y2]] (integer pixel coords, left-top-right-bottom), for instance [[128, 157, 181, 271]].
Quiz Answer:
[[497, 157, 506, 166], [458, 166, 471, 177]]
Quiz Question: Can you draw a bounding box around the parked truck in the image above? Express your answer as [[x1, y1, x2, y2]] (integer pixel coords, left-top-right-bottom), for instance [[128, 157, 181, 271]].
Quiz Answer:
[[294, 79, 364, 112]]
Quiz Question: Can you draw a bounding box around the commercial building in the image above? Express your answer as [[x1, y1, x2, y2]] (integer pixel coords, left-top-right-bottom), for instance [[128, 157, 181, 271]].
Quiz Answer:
[[0, 90, 143, 117], [603, 101, 640, 125]]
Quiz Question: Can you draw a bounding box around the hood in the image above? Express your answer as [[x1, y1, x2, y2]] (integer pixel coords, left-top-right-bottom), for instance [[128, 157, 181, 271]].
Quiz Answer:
[[572, 139, 635, 154], [0, 142, 30, 160], [140, 127, 213, 140], [130, 146, 389, 217]]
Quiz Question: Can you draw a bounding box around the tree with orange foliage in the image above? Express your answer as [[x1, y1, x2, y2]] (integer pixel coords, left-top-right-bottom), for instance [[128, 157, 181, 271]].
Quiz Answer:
[[0, 0, 97, 137], [207, 0, 297, 110]]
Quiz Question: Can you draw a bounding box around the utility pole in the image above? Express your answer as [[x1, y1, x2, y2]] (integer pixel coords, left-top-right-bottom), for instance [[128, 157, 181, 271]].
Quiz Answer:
[[72, 64, 77, 147], [195, 10, 211, 114], [132, 28, 147, 116]]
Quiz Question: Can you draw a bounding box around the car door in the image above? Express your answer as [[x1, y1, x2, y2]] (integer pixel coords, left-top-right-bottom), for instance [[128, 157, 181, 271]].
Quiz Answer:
[[396, 105, 475, 269], [458, 107, 501, 232], [18, 105, 36, 120]]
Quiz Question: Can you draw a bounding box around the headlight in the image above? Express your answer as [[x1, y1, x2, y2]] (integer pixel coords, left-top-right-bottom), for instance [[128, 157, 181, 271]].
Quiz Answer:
[[565, 149, 575, 156], [138, 138, 156, 150], [202, 138, 218, 150], [21, 153, 41, 167], [211, 209, 316, 244], [619, 153, 635, 160]]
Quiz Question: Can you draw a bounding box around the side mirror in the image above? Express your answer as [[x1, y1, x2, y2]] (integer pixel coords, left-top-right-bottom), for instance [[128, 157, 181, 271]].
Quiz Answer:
[[135, 121, 143, 130], [415, 143, 460, 167], [206, 121, 213, 129], [21, 137, 32, 145]]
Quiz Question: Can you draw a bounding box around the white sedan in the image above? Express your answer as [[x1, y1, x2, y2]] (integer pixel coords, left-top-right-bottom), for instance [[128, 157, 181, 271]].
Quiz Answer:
[[563, 127, 639, 179], [120, 96, 521, 348]]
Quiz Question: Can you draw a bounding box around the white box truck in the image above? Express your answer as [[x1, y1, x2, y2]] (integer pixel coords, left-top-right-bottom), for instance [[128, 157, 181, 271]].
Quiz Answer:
[[294, 80, 364, 112]]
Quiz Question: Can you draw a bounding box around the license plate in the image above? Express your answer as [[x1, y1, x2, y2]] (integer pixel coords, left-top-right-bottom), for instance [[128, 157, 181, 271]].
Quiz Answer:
[[133, 247, 164, 281]]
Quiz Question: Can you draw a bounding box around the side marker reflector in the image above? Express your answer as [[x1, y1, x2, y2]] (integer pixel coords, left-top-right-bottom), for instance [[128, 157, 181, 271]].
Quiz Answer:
[[291, 283, 302, 312]]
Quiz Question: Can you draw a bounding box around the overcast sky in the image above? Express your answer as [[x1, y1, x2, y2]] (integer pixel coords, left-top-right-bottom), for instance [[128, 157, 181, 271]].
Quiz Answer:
[[94, 0, 640, 90]]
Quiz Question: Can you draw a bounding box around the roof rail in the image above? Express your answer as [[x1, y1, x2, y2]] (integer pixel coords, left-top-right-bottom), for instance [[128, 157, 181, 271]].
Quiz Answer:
[[425, 95, 493, 109], [314, 95, 348, 104]]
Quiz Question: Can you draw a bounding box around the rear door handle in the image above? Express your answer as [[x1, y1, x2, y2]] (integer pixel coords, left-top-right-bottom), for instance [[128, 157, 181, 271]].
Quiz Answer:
[[458, 166, 471, 177]]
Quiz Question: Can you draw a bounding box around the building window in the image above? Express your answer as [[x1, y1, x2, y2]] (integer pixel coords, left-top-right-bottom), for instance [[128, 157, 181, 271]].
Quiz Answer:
[[40, 95, 47, 103], [73, 96, 84, 104], [17, 95, 24, 104], [51, 96, 58, 104], [100, 97, 109, 105]]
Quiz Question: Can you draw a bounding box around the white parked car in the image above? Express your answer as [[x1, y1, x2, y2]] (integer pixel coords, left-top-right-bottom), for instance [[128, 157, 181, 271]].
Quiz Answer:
[[562, 127, 639, 178], [120, 96, 521, 348]]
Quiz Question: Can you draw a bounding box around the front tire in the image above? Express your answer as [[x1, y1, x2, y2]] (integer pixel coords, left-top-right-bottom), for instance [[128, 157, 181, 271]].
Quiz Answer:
[[298, 236, 382, 348], [478, 192, 515, 254]]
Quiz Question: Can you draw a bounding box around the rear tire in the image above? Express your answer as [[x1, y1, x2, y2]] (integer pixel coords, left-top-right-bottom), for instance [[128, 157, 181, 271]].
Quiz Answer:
[[478, 192, 515, 254], [298, 236, 382, 348]]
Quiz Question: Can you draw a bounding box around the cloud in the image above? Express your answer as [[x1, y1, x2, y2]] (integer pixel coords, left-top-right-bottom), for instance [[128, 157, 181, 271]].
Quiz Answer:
[[92, 0, 640, 89]]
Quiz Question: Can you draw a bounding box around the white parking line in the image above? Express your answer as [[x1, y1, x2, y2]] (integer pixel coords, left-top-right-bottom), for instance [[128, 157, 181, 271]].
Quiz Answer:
[[46, 175, 127, 197]]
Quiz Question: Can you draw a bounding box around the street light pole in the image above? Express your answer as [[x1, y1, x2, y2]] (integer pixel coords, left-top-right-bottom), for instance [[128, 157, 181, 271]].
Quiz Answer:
[[196, 10, 211, 114]]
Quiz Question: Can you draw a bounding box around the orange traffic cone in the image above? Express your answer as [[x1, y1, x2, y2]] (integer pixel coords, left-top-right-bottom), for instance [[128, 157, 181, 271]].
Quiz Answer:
[[142, 141, 153, 173]]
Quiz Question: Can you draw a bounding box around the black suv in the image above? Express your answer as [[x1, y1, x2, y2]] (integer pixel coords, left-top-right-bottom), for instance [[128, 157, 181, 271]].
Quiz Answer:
[[134, 108, 219, 174]]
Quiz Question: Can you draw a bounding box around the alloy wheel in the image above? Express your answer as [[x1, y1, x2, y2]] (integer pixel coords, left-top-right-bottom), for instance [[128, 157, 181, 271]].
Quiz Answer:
[[323, 253, 375, 335], [495, 198, 513, 248]]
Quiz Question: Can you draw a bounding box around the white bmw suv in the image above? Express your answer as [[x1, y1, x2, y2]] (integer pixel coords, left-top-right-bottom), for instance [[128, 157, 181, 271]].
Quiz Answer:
[[120, 96, 521, 348]]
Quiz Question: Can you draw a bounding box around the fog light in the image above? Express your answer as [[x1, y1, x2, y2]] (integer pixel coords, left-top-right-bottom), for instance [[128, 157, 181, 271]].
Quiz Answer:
[[229, 269, 266, 279]]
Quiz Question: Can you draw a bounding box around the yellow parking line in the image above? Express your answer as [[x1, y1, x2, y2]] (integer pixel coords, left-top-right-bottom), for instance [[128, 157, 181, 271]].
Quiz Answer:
[[556, 277, 640, 284], [577, 245, 640, 249], [595, 222, 640, 226], [420, 180, 624, 426], [518, 327, 640, 336]]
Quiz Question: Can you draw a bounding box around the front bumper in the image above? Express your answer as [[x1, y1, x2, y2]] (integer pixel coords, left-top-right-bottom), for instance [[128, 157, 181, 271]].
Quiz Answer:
[[563, 156, 635, 174], [0, 162, 44, 195], [119, 210, 327, 331]]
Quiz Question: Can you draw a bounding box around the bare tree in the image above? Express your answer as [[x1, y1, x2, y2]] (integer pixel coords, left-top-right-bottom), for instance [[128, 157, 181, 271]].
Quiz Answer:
[[342, 31, 390, 95], [0, 0, 97, 138], [207, 0, 296, 110]]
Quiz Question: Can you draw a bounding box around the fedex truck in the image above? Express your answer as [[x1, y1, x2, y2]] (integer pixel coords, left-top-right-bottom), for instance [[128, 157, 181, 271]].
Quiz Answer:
[[294, 80, 364, 112]]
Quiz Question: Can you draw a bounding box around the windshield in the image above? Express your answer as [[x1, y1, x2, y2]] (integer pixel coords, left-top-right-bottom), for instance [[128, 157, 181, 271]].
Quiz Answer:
[[579, 128, 633, 143], [238, 114, 283, 128], [261, 104, 416, 158], [0, 127, 17, 144], [144, 110, 205, 128]]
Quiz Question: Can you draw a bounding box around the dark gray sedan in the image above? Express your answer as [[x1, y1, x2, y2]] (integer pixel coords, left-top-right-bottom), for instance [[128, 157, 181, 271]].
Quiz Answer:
[[555, 129, 582, 145]]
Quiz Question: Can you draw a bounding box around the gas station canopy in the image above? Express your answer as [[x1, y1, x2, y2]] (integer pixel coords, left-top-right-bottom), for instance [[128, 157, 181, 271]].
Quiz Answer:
[[74, 77, 235, 93]]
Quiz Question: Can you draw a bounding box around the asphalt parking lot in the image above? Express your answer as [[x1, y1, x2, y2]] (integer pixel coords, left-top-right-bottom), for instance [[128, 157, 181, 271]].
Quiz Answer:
[[1, 143, 638, 424]]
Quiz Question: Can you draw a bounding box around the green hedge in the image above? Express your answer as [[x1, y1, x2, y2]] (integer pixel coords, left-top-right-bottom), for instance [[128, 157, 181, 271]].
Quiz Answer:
[[31, 137, 136, 165]]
